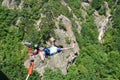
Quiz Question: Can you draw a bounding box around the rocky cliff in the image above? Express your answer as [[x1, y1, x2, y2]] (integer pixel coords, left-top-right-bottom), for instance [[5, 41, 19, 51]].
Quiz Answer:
[[2, 0, 23, 9], [94, 1, 112, 43]]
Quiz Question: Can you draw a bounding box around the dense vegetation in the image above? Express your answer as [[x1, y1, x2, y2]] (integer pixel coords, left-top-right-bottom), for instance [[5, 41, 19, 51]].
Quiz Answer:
[[0, 0, 120, 80]]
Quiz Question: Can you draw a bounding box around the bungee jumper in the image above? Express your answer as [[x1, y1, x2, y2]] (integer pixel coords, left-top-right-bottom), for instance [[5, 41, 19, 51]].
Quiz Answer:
[[24, 37, 75, 61], [24, 37, 75, 80]]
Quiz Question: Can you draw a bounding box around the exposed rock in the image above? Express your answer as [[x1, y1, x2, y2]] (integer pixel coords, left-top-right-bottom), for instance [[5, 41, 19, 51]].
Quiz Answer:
[[115, 0, 118, 5], [93, 2, 112, 43], [35, 18, 41, 30], [81, 2, 90, 22], [61, 0, 81, 33], [104, 1, 112, 18], [48, 14, 80, 75], [2, 0, 23, 9], [55, 14, 80, 54], [61, 0, 72, 12], [34, 14, 46, 30], [16, 17, 21, 26], [2, 0, 14, 9], [81, 2, 90, 11], [18, 0, 23, 10], [94, 11, 108, 43]]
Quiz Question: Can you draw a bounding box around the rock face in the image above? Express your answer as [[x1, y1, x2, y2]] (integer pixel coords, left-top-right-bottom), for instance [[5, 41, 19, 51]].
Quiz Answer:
[[24, 14, 80, 75], [34, 14, 46, 30], [2, 0, 23, 9], [54, 14, 80, 74], [94, 11, 108, 43], [93, 2, 112, 43], [61, 0, 81, 33]]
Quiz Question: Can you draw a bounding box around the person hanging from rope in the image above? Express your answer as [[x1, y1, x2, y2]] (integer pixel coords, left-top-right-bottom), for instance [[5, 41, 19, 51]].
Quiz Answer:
[[38, 37, 75, 61], [24, 37, 74, 80], [24, 37, 75, 61]]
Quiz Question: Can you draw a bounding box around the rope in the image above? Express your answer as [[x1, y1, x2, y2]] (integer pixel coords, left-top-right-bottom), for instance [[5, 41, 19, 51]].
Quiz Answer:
[[25, 74, 30, 80]]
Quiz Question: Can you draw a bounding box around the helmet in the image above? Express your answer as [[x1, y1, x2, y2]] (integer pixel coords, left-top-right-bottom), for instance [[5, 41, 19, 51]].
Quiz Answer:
[[34, 44, 38, 49]]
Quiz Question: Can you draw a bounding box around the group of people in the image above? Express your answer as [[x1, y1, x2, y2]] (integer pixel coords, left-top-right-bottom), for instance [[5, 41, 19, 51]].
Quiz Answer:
[[25, 37, 75, 62]]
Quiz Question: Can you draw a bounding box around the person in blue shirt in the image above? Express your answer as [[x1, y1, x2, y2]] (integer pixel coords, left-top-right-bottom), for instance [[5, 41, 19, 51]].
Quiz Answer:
[[38, 37, 75, 61]]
